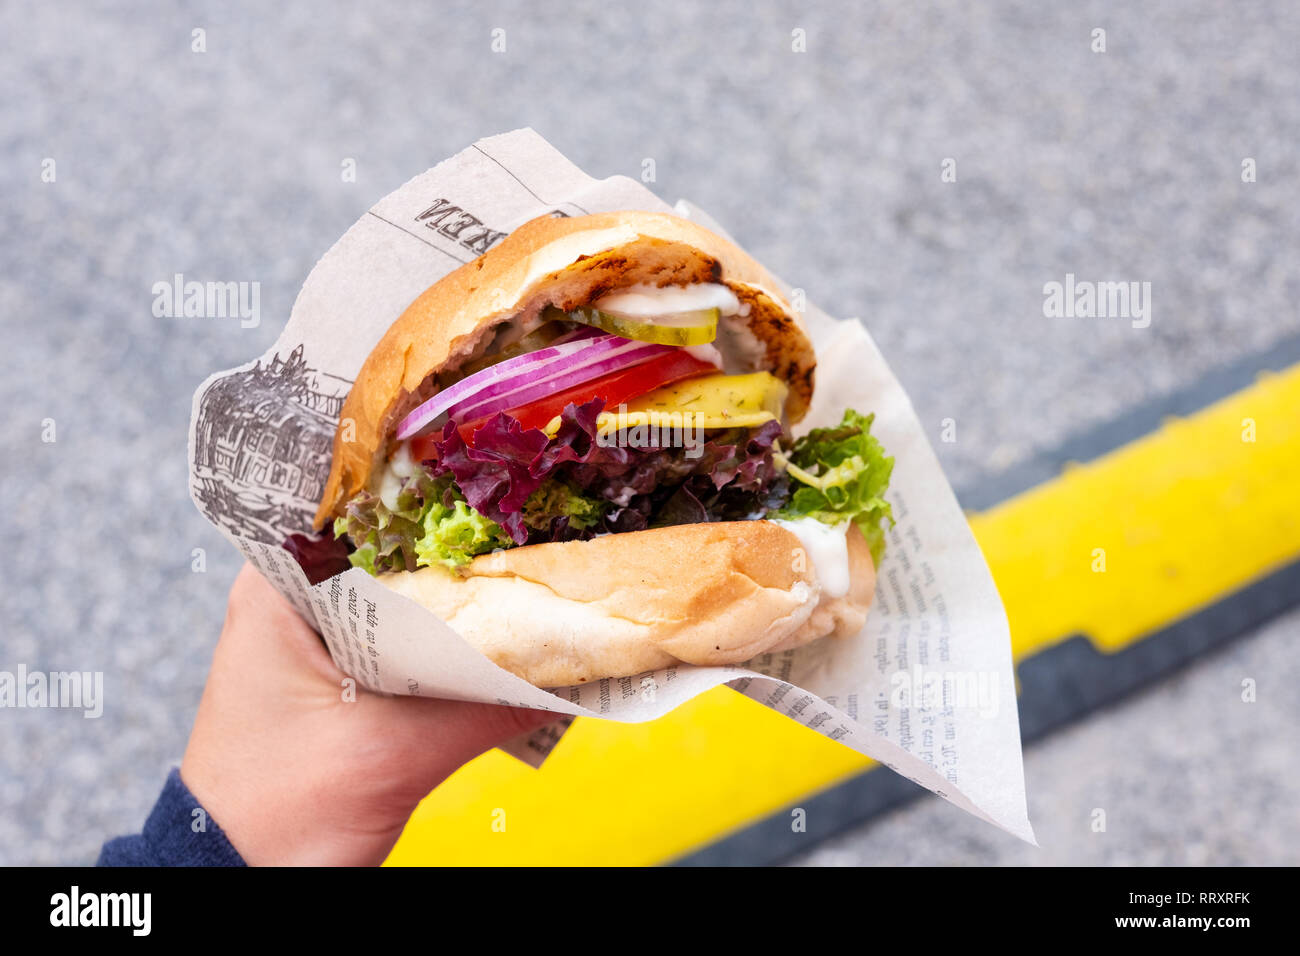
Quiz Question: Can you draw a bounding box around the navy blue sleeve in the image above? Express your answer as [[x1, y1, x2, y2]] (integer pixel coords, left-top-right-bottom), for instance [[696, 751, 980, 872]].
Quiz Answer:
[[97, 768, 246, 867]]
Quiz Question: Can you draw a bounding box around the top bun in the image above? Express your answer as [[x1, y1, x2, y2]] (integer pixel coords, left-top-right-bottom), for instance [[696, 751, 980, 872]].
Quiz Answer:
[[313, 210, 816, 529]]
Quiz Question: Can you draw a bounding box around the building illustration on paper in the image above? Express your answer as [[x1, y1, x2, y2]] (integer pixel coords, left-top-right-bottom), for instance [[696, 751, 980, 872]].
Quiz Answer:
[[192, 345, 351, 544]]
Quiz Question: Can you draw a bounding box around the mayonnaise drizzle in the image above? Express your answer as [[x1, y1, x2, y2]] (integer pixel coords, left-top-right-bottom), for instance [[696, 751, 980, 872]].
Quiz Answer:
[[770, 517, 851, 598], [594, 282, 741, 317], [377, 440, 419, 511], [683, 342, 724, 367]]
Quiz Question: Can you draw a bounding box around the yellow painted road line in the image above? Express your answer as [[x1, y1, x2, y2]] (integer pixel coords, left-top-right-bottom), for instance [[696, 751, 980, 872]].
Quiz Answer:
[[971, 367, 1300, 657], [385, 687, 868, 866], [385, 364, 1300, 866]]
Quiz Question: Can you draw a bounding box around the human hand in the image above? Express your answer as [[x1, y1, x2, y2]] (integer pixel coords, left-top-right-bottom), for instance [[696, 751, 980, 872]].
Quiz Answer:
[[180, 563, 552, 866]]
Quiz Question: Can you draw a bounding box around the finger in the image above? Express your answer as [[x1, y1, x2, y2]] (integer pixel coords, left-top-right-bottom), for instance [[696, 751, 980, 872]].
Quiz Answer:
[[375, 695, 559, 768], [220, 563, 340, 680]]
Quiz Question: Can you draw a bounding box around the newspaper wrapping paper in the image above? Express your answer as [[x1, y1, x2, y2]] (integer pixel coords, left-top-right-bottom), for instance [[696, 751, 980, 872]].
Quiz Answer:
[[188, 128, 1035, 843]]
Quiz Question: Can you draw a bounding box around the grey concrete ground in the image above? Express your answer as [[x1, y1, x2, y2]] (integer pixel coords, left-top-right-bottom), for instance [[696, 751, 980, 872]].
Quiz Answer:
[[1, 1, 1297, 864]]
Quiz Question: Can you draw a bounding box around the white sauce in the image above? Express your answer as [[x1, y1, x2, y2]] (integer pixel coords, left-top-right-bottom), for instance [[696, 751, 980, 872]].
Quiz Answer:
[[715, 314, 767, 372], [377, 439, 418, 511], [594, 282, 741, 317], [771, 517, 851, 598], [683, 342, 724, 367]]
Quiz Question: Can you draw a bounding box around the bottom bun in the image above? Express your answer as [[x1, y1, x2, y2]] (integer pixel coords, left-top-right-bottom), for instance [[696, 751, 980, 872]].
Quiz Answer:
[[380, 520, 876, 687]]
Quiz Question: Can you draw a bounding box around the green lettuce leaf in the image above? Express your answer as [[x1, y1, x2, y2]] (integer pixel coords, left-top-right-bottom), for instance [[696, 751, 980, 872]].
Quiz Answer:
[[333, 471, 512, 573], [775, 409, 895, 564], [333, 469, 611, 574], [414, 496, 514, 569], [521, 479, 609, 535]]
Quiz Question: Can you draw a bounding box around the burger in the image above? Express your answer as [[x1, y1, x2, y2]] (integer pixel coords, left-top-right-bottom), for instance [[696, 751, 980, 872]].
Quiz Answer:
[[286, 210, 894, 686]]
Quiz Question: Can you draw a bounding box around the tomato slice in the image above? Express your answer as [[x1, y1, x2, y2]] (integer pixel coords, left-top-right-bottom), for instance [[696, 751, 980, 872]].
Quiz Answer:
[[406, 350, 716, 460], [467, 350, 715, 441], [410, 431, 443, 464]]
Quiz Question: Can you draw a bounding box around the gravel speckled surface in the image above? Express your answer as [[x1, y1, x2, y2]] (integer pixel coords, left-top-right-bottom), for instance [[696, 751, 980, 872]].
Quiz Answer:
[[1, 1, 1297, 864]]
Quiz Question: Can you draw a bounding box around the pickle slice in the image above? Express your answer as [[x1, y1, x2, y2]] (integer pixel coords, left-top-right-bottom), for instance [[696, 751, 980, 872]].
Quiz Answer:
[[557, 304, 719, 346]]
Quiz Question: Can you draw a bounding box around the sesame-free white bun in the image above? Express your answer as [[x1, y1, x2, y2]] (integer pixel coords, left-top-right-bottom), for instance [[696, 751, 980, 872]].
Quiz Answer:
[[380, 520, 876, 687]]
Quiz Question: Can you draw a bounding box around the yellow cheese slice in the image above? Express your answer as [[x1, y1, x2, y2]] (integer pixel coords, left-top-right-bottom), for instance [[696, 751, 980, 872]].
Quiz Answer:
[[543, 372, 788, 437]]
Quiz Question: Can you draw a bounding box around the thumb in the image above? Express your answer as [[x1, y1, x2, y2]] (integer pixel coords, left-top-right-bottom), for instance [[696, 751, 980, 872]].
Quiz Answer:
[[371, 694, 562, 780]]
